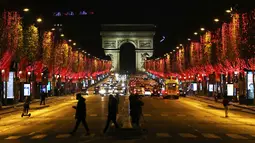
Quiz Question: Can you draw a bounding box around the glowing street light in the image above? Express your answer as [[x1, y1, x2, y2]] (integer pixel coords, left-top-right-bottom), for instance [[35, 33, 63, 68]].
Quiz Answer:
[[194, 32, 198, 35], [51, 28, 55, 31], [176, 46, 179, 49], [60, 34, 64, 37], [226, 9, 231, 13], [200, 28, 205, 31], [187, 38, 191, 41], [214, 18, 219, 22], [180, 44, 183, 46], [73, 42, 76, 46], [36, 18, 42, 23], [23, 8, 29, 12], [68, 39, 72, 42]]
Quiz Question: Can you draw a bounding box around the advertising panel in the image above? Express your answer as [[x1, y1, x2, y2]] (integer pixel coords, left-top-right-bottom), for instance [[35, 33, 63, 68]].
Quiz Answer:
[[24, 84, 31, 96], [209, 84, 213, 92], [227, 84, 234, 96], [7, 72, 14, 99], [247, 72, 254, 99]]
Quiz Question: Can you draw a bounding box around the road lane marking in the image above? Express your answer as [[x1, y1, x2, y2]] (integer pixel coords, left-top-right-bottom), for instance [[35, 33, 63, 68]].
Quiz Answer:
[[160, 114, 168, 117], [5, 136, 21, 139], [29, 132, 36, 135], [31, 134, 47, 139], [226, 134, 248, 139], [202, 133, 221, 139], [143, 114, 152, 116], [89, 114, 98, 117], [56, 134, 71, 138], [156, 133, 171, 137], [179, 133, 197, 138]]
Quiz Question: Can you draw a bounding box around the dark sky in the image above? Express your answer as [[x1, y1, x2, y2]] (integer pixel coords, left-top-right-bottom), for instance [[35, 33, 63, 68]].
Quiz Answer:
[[1, 0, 253, 58]]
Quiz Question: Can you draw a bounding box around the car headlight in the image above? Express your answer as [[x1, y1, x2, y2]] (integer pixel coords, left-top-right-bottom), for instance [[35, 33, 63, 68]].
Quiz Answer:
[[99, 90, 106, 94]]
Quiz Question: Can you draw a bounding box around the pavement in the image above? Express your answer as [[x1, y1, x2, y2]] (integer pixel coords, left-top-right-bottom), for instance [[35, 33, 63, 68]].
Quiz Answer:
[[0, 94, 255, 143], [187, 95, 255, 112]]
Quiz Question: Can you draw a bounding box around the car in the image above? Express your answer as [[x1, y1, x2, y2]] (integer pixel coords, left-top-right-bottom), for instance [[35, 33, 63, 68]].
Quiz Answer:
[[151, 88, 161, 97], [144, 89, 151, 96], [179, 89, 186, 97]]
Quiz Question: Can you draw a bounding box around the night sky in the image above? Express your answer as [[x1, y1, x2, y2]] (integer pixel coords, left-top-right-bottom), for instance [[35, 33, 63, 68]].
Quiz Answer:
[[1, 0, 253, 58]]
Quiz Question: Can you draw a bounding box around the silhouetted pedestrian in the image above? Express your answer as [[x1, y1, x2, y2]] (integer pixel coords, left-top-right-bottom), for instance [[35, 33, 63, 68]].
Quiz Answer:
[[132, 96, 144, 127], [40, 92, 46, 105], [223, 97, 229, 117], [70, 93, 90, 135], [23, 97, 30, 114], [103, 95, 119, 133]]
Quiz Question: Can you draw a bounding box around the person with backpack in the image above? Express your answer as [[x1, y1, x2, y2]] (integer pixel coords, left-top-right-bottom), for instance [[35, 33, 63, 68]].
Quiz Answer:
[[223, 97, 230, 117]]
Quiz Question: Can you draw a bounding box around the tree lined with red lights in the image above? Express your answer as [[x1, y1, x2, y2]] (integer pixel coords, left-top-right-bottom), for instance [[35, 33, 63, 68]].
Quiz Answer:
[[0, 10, 111, 82], [145, 9, 255, 79]]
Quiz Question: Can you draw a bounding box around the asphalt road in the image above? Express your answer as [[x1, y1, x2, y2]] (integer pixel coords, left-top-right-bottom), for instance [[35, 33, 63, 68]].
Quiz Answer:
[[0, 95, 255, 143]]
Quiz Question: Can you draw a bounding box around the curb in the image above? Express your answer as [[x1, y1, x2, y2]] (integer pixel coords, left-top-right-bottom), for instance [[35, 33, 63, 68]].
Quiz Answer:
[[189, 96, 255, 112], [30, 105, 50, 110], [232, 104, 255, 112]]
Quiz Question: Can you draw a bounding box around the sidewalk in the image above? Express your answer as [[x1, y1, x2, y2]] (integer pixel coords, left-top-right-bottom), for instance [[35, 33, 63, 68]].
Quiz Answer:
[[0, 94, 73, 116], [187, 95, 255, 112]]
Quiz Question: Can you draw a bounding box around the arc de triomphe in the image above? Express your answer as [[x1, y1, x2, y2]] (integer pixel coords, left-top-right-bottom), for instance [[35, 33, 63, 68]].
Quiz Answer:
[[101, 24, 155, 72]]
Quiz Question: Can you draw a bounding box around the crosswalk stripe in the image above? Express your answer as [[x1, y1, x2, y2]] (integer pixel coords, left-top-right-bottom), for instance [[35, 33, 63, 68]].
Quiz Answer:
[[156, 133, 171, 137], [179, 133, 197, 138], [160, 114, 168, 116], [226, 134, 248, 139], [31, 134, 47, 139], [89, 114, 97, 117], [202, 133, 221, 139], [177, 114, 186, 117], [56, 134, 71, 138], [143, 114, 152, 116], [5, 136, 21, 139]]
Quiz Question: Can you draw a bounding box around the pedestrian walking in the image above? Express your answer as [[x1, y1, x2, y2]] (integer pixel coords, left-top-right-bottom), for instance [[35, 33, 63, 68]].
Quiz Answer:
[[40, 92, 45, 105], [223, 97, 229, 117], [103, 95, 119, 133], [70, 93, 90, 135], [132, 96, 144, 127]]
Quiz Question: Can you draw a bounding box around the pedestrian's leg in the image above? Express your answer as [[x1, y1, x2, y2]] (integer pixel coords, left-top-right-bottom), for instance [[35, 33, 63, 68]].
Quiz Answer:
[[136, 115, 141, 127], [40, 99, 42, 105], [26, 108, 29, 114], [226, 106, 229, 117], [112, 119, 119, 128], [71, 119, 81, 133], [103, 116, 111, 133], [81, 118, 90, 133]]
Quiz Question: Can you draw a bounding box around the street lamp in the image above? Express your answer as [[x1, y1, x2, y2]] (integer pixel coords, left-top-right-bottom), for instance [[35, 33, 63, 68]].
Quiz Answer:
[[176, 46, 179, 49], [214, 18, 219, 22], [68, 39, 72, 42], [194, 32, 198, 35], [60, 34, 64, 37], [51, 28, 55, 31], [226, 9, 231, 13], [187, 38, 191, 41], [73, 42, 76, 46], [200, 28, 205, 31], [23, 8, 29, 12], [37, 18, 42, 23]]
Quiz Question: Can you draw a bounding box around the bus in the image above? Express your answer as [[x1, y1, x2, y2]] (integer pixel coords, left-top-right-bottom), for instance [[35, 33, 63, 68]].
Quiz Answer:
[[161, 77, 179, 99]]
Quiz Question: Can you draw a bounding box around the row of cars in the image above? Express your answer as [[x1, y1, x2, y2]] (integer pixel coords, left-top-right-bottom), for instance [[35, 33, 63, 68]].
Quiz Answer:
[[94, 76, 127, 96]]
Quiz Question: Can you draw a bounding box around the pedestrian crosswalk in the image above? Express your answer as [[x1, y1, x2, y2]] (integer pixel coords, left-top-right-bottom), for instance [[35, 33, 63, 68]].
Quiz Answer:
[[2, 132, 255, 140], [86, 113, 191, 117]]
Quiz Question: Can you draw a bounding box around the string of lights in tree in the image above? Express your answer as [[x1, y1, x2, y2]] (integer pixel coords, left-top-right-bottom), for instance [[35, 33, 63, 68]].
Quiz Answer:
[[145, 8, 255, 77]]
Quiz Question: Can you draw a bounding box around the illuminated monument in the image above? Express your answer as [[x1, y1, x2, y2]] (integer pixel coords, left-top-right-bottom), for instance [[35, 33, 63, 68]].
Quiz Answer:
[[101, 24, 155, 72]]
